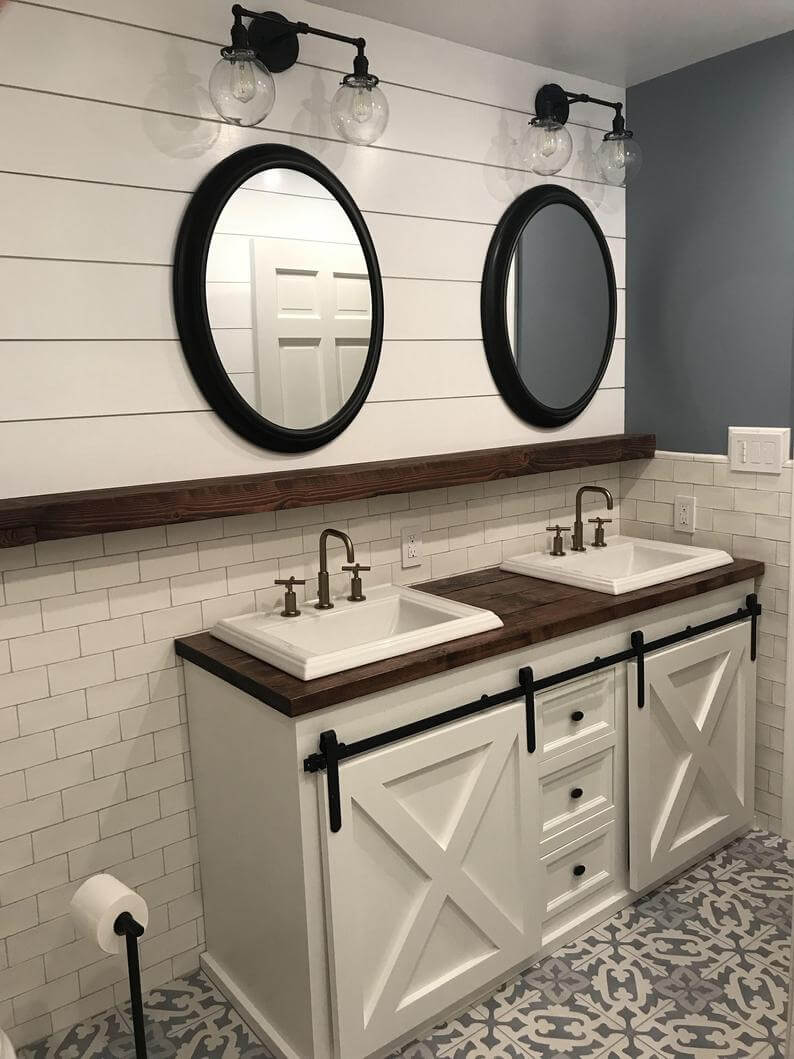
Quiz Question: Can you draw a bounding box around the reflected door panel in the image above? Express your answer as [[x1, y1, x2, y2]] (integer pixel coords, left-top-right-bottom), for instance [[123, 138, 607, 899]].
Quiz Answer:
[[252, 238, 371, 429]]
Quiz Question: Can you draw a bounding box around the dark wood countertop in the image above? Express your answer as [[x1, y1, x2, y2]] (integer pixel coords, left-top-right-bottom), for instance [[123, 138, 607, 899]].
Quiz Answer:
[[175, 558, 763, 718]]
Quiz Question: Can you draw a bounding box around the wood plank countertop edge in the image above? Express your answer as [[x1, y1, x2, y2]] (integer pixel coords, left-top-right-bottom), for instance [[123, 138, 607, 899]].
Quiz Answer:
[[175, 558, 764, 718]]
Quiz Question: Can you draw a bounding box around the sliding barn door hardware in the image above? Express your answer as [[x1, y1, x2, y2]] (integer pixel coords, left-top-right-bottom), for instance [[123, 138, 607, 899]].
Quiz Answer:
[[305, 593, 760, 831]]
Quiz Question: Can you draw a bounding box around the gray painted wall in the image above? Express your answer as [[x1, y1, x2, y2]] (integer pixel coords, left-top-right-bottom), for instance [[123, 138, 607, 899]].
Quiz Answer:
[[626, 31, 794, 454], [515, 203, 611, 409]]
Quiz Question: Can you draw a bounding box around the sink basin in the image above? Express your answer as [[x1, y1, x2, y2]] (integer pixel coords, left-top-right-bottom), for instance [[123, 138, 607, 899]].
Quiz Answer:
[[501, 535, 733, 595], [211, 583, 503, 680]]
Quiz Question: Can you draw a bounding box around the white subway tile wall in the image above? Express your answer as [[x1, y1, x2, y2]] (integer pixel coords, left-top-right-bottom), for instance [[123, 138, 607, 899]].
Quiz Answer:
[[621, 451, 791, 833], [0, 467, 619, 1047]]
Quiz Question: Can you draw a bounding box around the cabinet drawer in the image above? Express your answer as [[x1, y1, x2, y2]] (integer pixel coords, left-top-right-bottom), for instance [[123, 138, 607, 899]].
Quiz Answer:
[[538, 670, 615, 759], [541, 820, 616, 924], [540, 746, 614, 845]]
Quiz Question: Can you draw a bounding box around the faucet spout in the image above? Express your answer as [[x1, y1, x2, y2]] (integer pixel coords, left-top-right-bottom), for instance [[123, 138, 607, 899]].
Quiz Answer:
[[572, 486, 614, 552], [316, 529, 356, 609]]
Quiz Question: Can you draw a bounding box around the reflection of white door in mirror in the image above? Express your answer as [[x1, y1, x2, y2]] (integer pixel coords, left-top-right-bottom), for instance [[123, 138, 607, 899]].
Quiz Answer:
[[251, 238, 371, 429]]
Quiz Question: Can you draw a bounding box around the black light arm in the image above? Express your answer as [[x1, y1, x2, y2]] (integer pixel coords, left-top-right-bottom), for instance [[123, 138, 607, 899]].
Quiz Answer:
[[233, 5, 365, 51], [534, 83, 627, 134], [565, 92, 626, 134], [229, 5, 370, 75]]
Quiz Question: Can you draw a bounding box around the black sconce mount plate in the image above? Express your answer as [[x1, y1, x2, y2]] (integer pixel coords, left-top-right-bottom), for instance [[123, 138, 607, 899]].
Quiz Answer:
[[247, 10, 300, 72], [534, 83, 570, 125]]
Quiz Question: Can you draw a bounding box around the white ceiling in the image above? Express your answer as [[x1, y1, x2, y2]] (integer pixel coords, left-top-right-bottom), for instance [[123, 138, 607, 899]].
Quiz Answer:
[[319, 0, 794, 86]]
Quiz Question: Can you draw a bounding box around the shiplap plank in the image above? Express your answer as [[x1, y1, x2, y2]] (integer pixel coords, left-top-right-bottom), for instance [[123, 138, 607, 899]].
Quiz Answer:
[[0, 88, 625, 236], [0, 342, 206, 419], [0, 390, 623, 497], [0, 174, 625, 288], [0, 337, 625, 419], [30, 0, 624, 117], [0, 260, 623, 343]]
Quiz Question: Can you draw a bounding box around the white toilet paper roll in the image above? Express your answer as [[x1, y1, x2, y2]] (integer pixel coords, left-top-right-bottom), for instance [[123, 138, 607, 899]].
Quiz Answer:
[[70, 874, 149, 955]]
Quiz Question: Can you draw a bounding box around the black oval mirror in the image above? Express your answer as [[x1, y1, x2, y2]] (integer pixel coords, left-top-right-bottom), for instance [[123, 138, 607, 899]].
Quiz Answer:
[[481, 185, 616, 427], [174, 144, 384, 452]]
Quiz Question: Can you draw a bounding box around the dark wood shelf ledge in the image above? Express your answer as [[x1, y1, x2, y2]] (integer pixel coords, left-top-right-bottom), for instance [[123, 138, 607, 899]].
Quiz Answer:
[[0, 432, 655, 549]]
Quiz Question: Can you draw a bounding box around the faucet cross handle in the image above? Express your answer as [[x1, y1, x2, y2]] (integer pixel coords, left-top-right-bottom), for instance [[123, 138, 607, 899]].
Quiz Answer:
[[587, 517, 613, 548], [546, 525, 571, 557], [342, 563, 370, 602], [274, 576, 306, 617]]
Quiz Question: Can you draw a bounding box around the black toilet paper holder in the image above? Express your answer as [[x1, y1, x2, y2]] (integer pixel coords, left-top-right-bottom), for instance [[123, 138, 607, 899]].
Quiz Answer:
[[114, 911, 148, 1059]]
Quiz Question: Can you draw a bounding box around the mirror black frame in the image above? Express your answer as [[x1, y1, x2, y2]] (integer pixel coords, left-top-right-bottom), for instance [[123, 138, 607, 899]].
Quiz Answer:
[[174, 144, 384, 452], [481, 184, 616, 428]]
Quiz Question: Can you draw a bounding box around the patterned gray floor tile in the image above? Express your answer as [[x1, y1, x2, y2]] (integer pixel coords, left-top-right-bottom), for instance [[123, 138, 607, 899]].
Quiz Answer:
[[437, 1023, 532, 1058], [615, 919, 736, 976], [18, 1011, 144, 1059], [477, 975, 539, 1023], [535, 928, 611, 970], [118, 969, 226, 1036], [589, 904, 656, 944], [681, 845, 750, 886], [168, 1005, 273, 1058], [676, 885, 783, 945], [501, 995, 625, 1057], [16, 829, 793, 1059], [593, 1034, 665, 1057], [630, 1004, 768, 1057], [709, 956, 788, 1039]]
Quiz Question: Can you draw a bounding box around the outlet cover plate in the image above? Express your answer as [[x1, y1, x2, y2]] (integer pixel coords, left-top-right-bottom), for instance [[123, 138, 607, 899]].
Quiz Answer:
[[729, 427, 790, 474], [674, 495, 696, 534], [400, 527, 424, 568]]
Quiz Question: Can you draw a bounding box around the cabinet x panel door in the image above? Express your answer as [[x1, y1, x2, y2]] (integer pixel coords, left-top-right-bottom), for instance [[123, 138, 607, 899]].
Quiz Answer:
[[319, 701, 540, 1058], [628, 624, 755, 891]]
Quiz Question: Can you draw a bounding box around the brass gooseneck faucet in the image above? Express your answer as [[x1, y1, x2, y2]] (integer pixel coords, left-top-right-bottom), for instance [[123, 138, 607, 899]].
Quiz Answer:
[[572, 486, 614, 552], [316, 528, 356, 609]]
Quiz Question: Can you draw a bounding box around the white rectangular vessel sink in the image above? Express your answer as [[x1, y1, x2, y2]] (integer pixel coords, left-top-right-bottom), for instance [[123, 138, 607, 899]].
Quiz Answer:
[[501, 535, 733, 596], [211, 583, 503, 681]]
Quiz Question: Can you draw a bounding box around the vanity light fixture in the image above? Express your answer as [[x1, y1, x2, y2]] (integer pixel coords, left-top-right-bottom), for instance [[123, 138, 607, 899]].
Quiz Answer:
[[523, 83, 642, 186], [209, 6, 389, 145]]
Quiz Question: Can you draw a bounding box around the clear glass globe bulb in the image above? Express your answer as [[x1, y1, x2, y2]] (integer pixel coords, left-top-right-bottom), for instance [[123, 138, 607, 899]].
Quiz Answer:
[[522, 118, 573, 176], [209, 49, 275, 127], [331, 77, 389, 145], [596, 133, 642, 187]]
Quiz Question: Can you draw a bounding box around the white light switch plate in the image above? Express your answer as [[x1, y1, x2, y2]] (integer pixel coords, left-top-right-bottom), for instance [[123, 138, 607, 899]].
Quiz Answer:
[[674, 495, 696, 534], [400, 527, 424, 568], [729, 427, 790, 474]]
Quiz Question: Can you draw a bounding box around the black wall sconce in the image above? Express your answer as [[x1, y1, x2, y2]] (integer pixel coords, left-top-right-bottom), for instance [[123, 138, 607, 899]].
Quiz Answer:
[[523, 83, 642, 186], [209, 6, 389, 145]]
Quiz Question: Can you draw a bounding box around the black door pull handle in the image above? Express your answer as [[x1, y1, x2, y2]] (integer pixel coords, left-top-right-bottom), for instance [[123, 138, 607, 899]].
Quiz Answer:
[[573, 864, 587, 877], [571, 710, 584, 722], [570, 787, 584, 799]]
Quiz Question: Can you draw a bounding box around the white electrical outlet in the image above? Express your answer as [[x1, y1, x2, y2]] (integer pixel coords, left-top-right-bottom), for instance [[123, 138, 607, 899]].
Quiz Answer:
[[400, 526, 424, 568], [674, 495, 696, 534]]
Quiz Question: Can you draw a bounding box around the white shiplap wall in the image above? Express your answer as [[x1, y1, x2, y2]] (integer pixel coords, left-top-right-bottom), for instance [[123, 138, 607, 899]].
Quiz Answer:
[[0, 0, 625, 499], [0, 0, 627, 1044]]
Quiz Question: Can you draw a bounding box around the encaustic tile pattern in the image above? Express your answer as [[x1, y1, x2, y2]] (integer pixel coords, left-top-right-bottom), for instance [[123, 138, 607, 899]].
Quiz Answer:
[[20, 830, 791, 1059]]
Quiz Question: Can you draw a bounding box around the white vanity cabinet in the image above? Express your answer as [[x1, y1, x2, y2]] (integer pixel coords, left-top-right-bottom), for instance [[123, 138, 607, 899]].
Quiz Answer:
[[627, 622, 756, 891], [320, 700, 540, 1058], [182, 580, 758, 1059]]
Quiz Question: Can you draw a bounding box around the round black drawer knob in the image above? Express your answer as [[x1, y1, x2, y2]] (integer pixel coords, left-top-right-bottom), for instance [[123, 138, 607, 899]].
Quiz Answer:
[[573, 864, 587, 877], [570, 787, 584, 800], [571, 710, 585, 722]]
